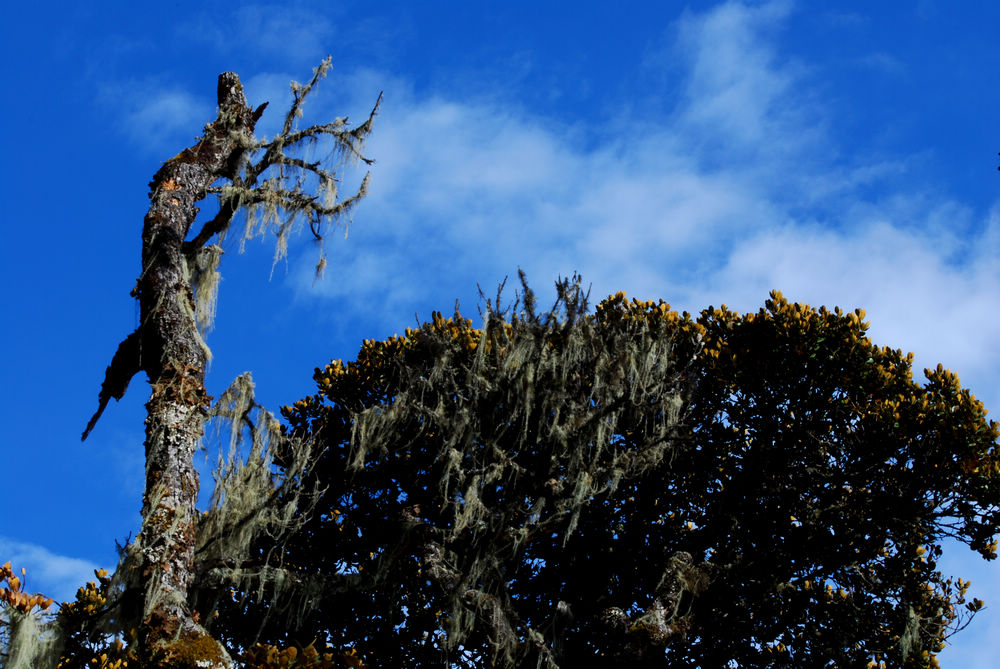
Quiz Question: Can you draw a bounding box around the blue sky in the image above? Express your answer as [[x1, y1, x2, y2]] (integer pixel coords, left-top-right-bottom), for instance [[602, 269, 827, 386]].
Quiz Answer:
[[2, 0, 998, 664]]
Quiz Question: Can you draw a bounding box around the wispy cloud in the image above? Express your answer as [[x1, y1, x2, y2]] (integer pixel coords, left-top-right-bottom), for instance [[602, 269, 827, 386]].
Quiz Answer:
[[179, 2, 348, 68], [100, 79, 212, 154], [94, 1, 350, 154], [689, 212, 1000, 383], [670, 0, 810, 155], [288, 8, 1000, 660], [0, 538, 103, 605], [297, 1, 999, 409]]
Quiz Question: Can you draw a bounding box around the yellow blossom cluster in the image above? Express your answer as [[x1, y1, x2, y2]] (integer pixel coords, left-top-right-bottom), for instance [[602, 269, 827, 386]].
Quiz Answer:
[[0, 561, 53, 614], [594, 291, 700, 334], [55, 568, 137, 669], [58, 568, 111, 620], [240, 642, 365, 668]]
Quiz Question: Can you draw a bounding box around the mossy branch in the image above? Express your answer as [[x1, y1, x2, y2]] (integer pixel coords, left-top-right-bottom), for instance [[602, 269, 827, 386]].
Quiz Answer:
[[186, 56, 382, 270]]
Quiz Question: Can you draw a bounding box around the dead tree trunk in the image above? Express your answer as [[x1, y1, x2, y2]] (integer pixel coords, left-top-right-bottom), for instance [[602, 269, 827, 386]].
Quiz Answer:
[[84, 74, 262, 667], [83, 60, 377, 666], [136, 72, 265, 667]]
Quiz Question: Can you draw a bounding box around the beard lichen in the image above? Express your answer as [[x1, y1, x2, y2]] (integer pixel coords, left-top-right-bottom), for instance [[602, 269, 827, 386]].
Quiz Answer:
[[1, 608, 60, 669], [186, 244, 224, 336], [2, 372, 327, 668], [203, 55, 378, 285], [190, 373, 326, 640], [305, 274, 696, 665]]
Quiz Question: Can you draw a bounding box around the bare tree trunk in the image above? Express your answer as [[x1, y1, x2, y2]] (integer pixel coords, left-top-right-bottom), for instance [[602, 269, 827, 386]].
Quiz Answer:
[[83, 61, 374, 665], [131, 73, 261, 667]]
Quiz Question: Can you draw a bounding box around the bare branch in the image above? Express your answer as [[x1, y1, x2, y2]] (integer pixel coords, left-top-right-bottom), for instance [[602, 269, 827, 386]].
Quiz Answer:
[[82, 329, 142, 441]]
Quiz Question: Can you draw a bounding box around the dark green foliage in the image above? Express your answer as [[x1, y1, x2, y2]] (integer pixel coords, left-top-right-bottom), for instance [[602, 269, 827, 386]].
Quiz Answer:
[[205, 277, 998, 668]]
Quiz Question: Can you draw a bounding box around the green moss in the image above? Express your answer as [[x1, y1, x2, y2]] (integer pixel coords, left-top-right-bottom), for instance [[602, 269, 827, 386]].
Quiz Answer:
[[154, 629, 230, 669]]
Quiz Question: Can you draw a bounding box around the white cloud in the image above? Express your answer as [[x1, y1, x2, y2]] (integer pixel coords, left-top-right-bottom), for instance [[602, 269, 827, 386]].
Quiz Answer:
[[689, 213, 1000, 389], [286, 7, 1000, 661], [231, 5, 335, 61], [101, 80, 212, 154], [0, 538, 104, 605], [292, 2, 999, 412], [98, 6, 349, 154], [671, 0, 810, 154], [180, 3, 340, 67]]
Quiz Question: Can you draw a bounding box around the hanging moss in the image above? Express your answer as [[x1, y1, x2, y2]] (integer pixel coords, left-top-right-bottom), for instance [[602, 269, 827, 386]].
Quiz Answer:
[[3, 610, 59, 669], [201, 275, 1000, 669], [186, 244, 224, 336], [202, 274, 704, 665], [69, 57, 381, 669]]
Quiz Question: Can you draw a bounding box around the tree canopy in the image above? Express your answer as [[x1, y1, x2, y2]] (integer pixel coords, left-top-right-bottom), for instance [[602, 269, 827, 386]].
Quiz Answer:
[[194, 276, 999, 668]]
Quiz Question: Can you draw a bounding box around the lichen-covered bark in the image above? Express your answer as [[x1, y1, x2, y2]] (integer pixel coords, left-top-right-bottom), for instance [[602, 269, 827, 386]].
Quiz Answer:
[[133, 73, 260, 667]]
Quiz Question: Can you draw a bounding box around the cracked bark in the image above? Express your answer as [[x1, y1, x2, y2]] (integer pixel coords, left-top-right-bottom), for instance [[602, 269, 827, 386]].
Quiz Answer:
[[128, 72, 261, 667], [84, 61, 375, 665]]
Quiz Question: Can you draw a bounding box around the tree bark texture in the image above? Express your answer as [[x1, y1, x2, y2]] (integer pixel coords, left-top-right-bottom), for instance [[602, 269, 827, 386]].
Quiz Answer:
[[134, 73, 259, 667]]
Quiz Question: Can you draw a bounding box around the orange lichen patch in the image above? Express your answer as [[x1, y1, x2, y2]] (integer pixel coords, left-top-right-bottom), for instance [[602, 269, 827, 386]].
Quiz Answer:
[[151, 361, 212, 408], [162, 178, 182, 191]]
